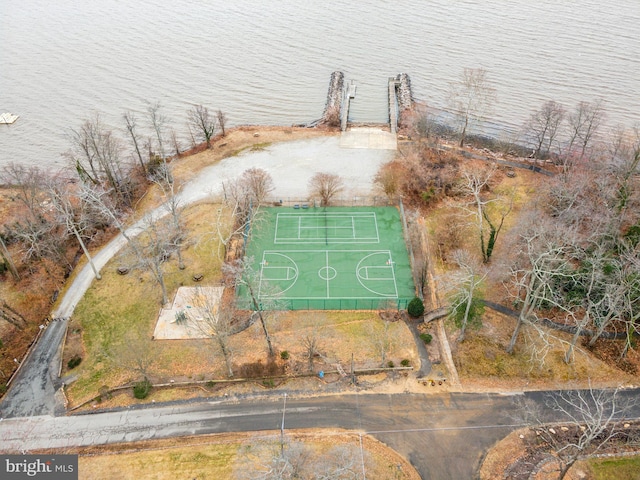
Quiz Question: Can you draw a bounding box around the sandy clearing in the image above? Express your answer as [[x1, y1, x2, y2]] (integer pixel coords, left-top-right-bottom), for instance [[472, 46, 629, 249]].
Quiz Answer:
[[177, 135, 395, 204]]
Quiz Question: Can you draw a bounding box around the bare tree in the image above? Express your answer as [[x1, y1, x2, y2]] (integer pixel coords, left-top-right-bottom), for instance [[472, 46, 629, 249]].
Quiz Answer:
[[189, 287, 236, 377], [147, 102, 167, 162], [612, 145, 640, 219], [1, 163, 47, 221], [217, 109, 228, 137], [188, 104, 216, 149], [562, 240, 620, 363], [47, 177, 102, 280], [224, 256, 283, 357], [616, 246, 640, 358], [444, 249, 486, 343], [224, 167, 274, 219], [1, 164, 67, 270], [518, 384, 637, 480], [150, 173, 186, 270], [411, 103, 439, 142], [67, 115, 131, 206], [506, 219, 576, 354], [566, 99, 606, 161], [0, 302, 27, 330], [80, 183, 172, 304], [373, 162, 400, 202], [524, 100, 565, 160], [458, 163, 512, 263], [123, 111, 146, 173], [235, 435, 367, 480], [235, 437, 313, 480], [135, 214, 176, 306], [371, 319, 393, 366], [448, 67, 497, 147], [301, 314, 325, 373], [216, 168, 274, 258], [169, 128, 181, 158], [240, 167, 276, 206], [0, 234, 19, 281], [308, 172, 344, 207]]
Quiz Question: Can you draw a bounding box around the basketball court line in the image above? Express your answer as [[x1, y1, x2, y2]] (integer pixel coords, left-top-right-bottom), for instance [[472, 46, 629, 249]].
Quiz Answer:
[[258, 249, 398, 299], [355, 252, 398, 297], [274, 211, 380, 244]]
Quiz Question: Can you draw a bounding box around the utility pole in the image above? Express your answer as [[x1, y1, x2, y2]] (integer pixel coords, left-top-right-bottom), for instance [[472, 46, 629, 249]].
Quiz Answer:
[[280, 393, 287, 456]]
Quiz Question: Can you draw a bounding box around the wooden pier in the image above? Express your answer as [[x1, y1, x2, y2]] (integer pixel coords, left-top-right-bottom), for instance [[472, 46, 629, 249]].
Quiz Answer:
[[388, 77, 400, 134], [341, 81, 357, 131], [325, 72, 411, 135]]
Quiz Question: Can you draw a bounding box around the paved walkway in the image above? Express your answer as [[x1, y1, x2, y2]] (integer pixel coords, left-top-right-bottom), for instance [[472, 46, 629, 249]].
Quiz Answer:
[[403, 316, 431, 378], [340, 128, 397, 150]]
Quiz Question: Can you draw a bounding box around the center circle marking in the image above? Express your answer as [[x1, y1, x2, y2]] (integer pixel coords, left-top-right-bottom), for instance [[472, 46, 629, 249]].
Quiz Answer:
[[318, 266, 337, 281]]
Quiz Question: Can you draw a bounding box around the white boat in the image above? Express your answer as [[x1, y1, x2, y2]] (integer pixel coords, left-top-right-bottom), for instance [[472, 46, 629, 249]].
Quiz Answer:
[[0, 113, 19, 124]]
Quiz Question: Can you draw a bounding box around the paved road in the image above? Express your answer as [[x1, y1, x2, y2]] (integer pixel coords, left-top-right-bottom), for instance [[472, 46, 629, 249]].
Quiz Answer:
[[0, 392, 522, 478], [3, 390, 637, 478]]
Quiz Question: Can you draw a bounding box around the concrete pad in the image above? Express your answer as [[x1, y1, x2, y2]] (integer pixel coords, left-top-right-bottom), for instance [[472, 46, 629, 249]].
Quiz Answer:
[[153, 286, 224, 340], [339, 128, 397, 150]]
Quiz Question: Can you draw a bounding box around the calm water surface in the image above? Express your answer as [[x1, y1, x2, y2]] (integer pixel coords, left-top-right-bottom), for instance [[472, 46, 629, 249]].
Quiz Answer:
[[1, 0, 639, 168]]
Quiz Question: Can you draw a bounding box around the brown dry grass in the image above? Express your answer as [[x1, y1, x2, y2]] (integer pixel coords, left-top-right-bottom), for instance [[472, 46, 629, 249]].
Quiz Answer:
[[481, 425, 640, 480], [0, 189, 68, 388], [64, 199, 418, 408], [451, 310, 632, 391], [75, 430, 419, 480], [422, 161, 639, 390]]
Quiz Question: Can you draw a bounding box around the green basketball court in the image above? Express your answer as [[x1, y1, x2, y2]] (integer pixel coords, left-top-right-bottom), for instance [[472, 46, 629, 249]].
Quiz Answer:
[[241, 206, 415, 310]]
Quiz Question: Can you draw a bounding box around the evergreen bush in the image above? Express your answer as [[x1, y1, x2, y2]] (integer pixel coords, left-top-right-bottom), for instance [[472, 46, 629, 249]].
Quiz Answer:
[[407, 297, 425, 318], [67, 356, 82, 369], [133, 379, 152, 399]]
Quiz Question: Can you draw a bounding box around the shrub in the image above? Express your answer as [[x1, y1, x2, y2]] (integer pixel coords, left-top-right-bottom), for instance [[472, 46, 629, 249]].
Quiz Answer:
[[387, 360, 395, 368], [401, 359, 411, 367], [451, 296, 485, 330], [407, 297, 425, 318], [133, 379, 152, 399], [420, 333, 433, 344], [420, 187, 437, 205], [67, 356, 82, 369], [98, 385, 112, 400], [280, 350, 290, 360]]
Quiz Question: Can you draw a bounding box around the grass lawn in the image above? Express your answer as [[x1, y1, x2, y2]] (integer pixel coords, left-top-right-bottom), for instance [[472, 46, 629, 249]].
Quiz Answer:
[[584, 455, 640, 480], [66, 202, 232, 404], [80, 444, 236, 479], [64, 203, 418, 408], [77, 432, 420, 480]]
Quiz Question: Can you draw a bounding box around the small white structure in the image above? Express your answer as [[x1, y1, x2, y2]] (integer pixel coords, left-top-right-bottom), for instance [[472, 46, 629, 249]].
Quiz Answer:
[[154, 286, 224, 340], [0, 113, 19, 124]]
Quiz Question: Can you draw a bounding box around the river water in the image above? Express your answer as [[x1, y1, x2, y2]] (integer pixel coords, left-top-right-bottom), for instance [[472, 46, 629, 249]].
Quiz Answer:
[[1, 0, 639, 168]]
